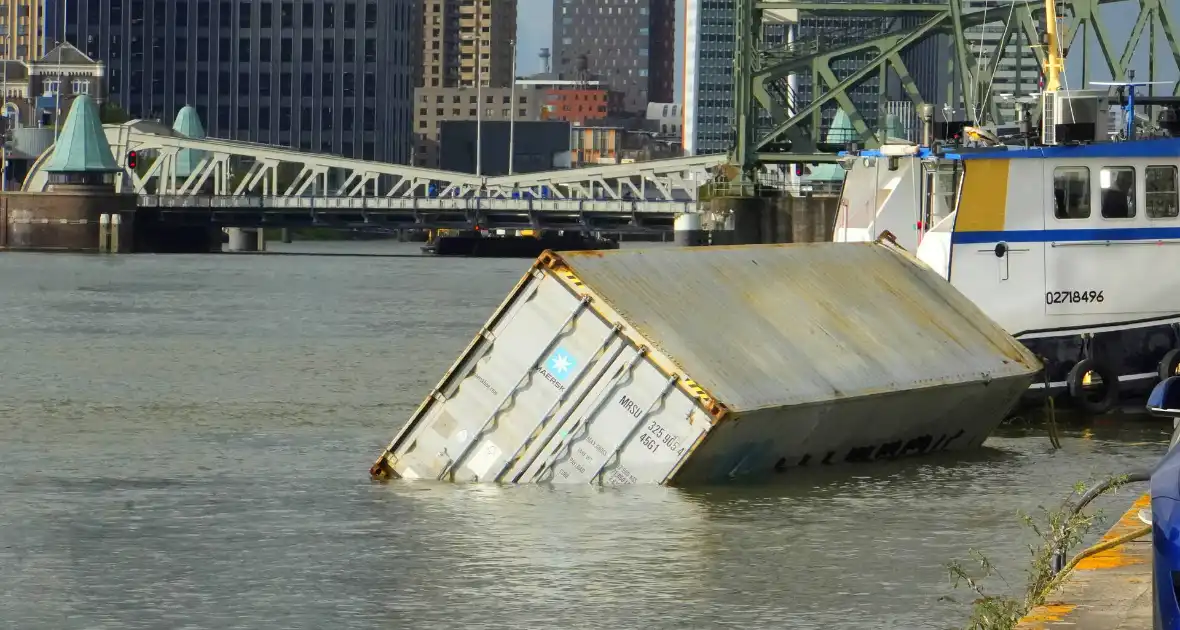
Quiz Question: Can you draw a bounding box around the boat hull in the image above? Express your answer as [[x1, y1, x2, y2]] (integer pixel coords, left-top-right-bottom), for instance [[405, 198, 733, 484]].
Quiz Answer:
[[423, 234, 619, 258], [1018, 319, 1180, 404]]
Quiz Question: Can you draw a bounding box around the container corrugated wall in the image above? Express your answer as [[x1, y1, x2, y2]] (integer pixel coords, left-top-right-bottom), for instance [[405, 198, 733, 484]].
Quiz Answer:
[[371, 240, 1041, 485], [553, 241, 1038, 412]]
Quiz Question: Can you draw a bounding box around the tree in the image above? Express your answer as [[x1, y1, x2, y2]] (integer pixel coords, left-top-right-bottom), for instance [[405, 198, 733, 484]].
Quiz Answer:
[[99, 100, 131, 125]]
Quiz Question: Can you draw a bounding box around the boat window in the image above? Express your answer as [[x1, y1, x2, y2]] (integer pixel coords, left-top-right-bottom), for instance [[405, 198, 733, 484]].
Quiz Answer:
[[1099, 166, 1136, 219], [1146, 165, 1179, 219], [1053, 166, 1091, 219]]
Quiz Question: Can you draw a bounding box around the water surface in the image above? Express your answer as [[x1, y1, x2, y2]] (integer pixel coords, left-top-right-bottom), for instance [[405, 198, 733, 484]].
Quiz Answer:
[[0, 242, 1167, 629]]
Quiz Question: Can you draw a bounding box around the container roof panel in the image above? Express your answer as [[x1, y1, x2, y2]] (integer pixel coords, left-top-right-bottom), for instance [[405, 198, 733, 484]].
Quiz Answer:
[[558, 242, 1039, 413]]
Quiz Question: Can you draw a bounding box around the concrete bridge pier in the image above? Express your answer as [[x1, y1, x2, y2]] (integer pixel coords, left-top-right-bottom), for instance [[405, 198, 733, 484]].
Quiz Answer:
[[280, 228, 292, 243], [226, 228, 265, 252], [673, 213, 706, 246], [710, 197, 767, 245]]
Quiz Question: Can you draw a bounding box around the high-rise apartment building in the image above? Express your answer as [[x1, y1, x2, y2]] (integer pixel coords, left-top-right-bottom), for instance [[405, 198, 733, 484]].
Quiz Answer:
[[551, 0, 675, 114], [62, 0, 419, 164], [420, 0, 516, 88], [682, 4, 953, 155], [1, 1, 48, 60]]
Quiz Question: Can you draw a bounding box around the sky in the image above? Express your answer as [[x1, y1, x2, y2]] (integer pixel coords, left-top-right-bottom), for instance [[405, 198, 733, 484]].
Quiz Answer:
[[514, 3, 1179, 104]]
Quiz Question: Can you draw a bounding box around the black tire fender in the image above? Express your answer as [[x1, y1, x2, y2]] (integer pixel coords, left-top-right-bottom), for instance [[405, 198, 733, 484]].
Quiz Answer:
[[1068, 358, 1120, 415], [1159, 348, 1180, 382]]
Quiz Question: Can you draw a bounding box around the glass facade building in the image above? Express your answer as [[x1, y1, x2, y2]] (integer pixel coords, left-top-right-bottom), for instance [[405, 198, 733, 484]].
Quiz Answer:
[[61, 0, 418, 163], [683, 3, 952, 155], [551, 0, 675, 114]]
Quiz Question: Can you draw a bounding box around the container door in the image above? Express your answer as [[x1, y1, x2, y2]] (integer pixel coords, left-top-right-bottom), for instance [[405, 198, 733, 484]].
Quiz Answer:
[[515, 346, 711, 485], [389, 268, 635, 482]]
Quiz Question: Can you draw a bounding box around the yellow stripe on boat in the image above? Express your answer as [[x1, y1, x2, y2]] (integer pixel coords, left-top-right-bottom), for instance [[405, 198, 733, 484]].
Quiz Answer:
[[955, 159, 1010, 232]]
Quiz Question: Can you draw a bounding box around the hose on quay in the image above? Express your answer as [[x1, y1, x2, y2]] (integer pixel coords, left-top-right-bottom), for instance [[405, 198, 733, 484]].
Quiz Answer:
[[1038, 523, 1153, 602], [1049, 470, 1153, 576]]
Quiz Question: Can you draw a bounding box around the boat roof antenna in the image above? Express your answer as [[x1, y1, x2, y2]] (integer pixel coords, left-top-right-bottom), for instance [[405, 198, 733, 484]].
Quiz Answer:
[[999, 93, 1042, 148], [1091, 71, 1176, 141]]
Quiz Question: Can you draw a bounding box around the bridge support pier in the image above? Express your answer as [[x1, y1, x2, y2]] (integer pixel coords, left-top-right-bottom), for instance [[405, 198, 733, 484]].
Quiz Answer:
[[710, 196, 768, 245], [280, 228, 292, 244], [673, 213, 706, 247], [226, 228, 264, 253]]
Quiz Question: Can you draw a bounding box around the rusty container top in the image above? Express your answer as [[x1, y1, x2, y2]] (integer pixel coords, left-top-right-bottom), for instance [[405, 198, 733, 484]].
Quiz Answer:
[[551, 241, 1040, 413]]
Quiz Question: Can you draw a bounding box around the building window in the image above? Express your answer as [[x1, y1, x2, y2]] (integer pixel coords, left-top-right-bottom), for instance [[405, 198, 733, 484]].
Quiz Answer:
[[43, 79, 60, 95], [239, 2, 251, 28], [1147, 166, 1179, 219], [260, 39, 272, 62], [238, 72, 250, 96], [1053, 166, 1090, 219], [260, 73, 272, 97], [240, 39, 251, 62], [1099, 166, 1136, 219]]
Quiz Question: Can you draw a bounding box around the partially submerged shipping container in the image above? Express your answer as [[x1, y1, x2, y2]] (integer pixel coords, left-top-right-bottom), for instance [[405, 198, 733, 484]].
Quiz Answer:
[[370, 239, 1041, 485]]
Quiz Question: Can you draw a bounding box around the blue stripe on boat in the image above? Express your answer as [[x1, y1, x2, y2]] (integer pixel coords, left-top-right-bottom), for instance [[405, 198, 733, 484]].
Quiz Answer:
[[951, 227, 1180, 244]]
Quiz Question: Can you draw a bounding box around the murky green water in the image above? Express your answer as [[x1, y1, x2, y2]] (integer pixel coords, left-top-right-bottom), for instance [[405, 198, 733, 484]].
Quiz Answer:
[[0, 241, 1168, 629]]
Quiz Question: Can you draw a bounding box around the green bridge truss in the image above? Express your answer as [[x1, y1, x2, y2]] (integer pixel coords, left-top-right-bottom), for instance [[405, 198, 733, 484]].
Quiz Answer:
[[732, 0, 1180, 173]]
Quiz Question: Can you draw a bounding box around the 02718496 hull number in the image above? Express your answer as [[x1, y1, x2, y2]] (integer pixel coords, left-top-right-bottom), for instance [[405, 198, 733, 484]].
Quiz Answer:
[[1045, 290, 1104, 305]]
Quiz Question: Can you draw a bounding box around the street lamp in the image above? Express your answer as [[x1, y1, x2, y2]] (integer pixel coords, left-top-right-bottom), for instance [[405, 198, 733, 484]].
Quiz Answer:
[[54, 0, 66, 143], [474, 7, 483, 178], [508, 38, 516, 176]]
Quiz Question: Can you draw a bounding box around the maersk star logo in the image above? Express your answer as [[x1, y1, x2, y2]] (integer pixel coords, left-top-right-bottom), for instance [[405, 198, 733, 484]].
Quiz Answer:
[[546, 348, 577, 382]]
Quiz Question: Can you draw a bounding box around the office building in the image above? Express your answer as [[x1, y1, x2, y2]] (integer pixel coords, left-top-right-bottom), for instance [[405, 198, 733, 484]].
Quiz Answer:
[[682, 4, 952, 155], [682, 2, 786, 155], [61, 0, 418, 164], [420, 0, 515, 89], [1, 0, 48, 60], [414, 85, 544, 168], [551, 0, 675, 114]]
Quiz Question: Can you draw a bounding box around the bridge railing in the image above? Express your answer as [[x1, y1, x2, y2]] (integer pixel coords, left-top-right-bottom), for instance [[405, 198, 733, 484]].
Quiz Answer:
[[137, 195, 703, 215]]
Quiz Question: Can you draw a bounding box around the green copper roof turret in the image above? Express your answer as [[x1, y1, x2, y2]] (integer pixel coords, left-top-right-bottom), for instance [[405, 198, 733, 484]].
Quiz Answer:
[[43, 94, 122, 174], [809, 108, 855, 182], [173, 105, 207, 178]]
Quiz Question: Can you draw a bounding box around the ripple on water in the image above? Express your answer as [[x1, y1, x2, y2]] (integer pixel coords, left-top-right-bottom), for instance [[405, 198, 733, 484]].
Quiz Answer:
[[0, 244, 1169, 629]]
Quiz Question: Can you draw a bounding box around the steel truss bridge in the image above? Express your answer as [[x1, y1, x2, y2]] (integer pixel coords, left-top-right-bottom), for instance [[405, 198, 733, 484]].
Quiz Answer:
[[21, 120, 730, 218], [733, 0, 1180, 173], [20, 0, 1174, 214]]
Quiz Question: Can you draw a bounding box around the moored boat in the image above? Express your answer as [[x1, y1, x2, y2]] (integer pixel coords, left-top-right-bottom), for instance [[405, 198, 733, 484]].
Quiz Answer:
[[832, 1, 1180, 413]]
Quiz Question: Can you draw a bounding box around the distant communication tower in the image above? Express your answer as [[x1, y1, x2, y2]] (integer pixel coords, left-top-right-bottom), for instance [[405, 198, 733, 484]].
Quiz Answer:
[[539, 48, 551, 74]]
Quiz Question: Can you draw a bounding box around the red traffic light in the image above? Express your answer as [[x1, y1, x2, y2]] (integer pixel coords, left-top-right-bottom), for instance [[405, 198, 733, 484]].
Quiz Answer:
[[127, 151, 138, 169], [793, 163, 804, 177]]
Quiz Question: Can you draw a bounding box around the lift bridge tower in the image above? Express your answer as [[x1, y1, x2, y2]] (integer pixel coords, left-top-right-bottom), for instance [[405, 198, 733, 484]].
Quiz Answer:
[[729, 0, 1180, 188]]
